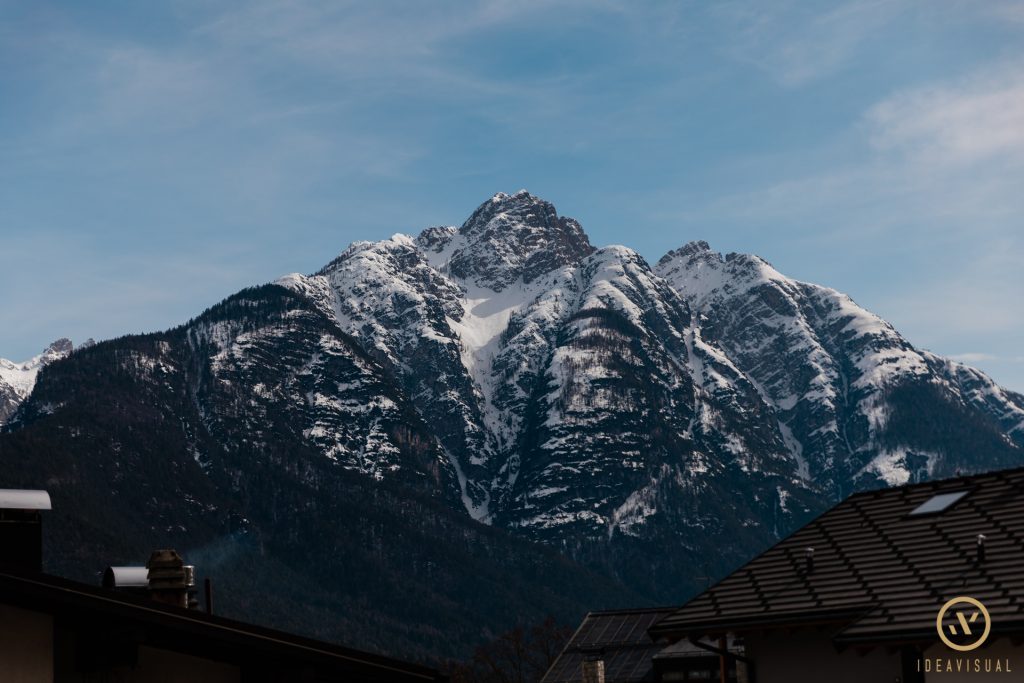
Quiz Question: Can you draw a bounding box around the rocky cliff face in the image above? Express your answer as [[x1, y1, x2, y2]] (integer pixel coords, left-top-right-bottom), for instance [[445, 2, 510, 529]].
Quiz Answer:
[[0, 285, 638, 660], [275, 193, 823, 561], [656, 241, 1024, 497], [0, 338, 76, 425], [2, 191, 1022, 659]]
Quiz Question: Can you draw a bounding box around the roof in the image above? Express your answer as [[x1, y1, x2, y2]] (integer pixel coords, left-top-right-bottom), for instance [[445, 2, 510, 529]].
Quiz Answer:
[[0, 569, 445, 682], [541, 608, 676, 683], [651, 466, 1024, 646], [652, 635, 742, 660]]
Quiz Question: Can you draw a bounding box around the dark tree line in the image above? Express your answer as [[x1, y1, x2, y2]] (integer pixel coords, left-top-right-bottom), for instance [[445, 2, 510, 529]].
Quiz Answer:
[[443, 616, 573, 683]]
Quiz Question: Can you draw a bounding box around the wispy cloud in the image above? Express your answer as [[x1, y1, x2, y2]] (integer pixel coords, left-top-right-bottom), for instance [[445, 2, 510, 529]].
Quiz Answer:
[[866, 64, 1024, 167], [1, 0, 1022, 391], [193, 0, 624, 89], [645, 55, 1024, 390], [711, 0, 909, 86], [668, 58, 1024, 233]]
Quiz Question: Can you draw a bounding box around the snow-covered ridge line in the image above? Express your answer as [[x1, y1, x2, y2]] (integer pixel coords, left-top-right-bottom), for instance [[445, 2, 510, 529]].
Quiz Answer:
[[656, 239, 1023, 492], [113, 191, 1024, 532], [0, 338, 78, 426]]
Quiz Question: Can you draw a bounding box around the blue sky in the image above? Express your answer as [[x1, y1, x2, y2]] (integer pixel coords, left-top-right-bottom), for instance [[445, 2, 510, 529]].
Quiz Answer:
[[2, 1, 1023, 390]]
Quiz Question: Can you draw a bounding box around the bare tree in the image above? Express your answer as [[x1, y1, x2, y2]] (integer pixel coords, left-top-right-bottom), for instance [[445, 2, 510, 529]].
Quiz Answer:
[[444, 616, 573, 683]]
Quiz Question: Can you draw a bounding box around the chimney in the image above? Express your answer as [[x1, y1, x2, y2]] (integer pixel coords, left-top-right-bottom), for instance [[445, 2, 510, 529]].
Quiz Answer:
[[977, 534, 987, 564], [146, 549, 189, 608], [582, 652, 605, 683], [0, 489, 51, 572], [804, 547, 815, 574]]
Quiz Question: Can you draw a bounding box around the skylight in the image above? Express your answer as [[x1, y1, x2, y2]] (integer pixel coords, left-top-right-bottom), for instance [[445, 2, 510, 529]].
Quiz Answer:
[[910, 491, 969, 516]]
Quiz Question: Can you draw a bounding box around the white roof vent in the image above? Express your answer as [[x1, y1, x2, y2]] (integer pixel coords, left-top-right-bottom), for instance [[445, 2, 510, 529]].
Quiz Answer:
[[0, 489, 52, 510], [102, 566, 150, 589]]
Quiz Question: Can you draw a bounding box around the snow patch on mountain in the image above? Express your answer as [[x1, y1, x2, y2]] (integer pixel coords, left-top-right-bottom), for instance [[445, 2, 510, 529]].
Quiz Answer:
[[264, 194, 1023, 533], [0, 339, 73, 396], [657, 239, 1023, 491], [0, 338, 75, 426], [858, 447, 938, 486], [447, 278, 544, 448]]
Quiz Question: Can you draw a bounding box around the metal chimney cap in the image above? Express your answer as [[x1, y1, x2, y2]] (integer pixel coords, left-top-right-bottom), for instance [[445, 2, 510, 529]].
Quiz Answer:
[[0, 489, 51, 510]]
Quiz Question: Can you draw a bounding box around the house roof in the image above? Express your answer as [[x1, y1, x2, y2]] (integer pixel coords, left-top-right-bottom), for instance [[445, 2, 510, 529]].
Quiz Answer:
[[0, 569, 446, 682], [650, 466, 1024, 646], [541, 608, 676, 683]]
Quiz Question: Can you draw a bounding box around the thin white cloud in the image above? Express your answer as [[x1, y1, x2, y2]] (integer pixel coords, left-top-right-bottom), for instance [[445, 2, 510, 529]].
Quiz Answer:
[[194, 0, 622, 81], [647, 58, 1024, 394], [866, 65, 1024, 166], [667, 59, 1024, 231], [711, 0, 908, 86], [93, 47, 222, 130]]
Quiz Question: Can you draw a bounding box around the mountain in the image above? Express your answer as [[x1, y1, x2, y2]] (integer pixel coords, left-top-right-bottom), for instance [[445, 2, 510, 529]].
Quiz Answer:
[[2, 191, 1022, 660], [656, 241, 1024, 496], [0, 284, 641, 660], [0, 338, 77, 425], [277, 192, 820, 592]]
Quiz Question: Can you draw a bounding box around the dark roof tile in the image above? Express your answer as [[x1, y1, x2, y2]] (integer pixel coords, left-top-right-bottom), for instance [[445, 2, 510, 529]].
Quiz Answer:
[[651, 467, 1024, 645], [542, 609, 675, 683]]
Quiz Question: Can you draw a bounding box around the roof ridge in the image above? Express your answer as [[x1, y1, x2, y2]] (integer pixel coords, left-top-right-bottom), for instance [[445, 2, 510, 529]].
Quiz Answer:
[[586, 606, 678, 616]]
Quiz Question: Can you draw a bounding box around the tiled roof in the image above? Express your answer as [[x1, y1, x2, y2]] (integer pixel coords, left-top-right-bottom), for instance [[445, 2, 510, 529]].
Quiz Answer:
[[0, 570, 445, 682], [542, 608, 675, 683], [651, 467, 1024, 645]]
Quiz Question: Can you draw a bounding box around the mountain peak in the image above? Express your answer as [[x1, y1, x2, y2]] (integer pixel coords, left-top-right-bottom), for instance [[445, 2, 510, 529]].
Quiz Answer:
[[446, 191, 595, 290], [657, 240, 714, 266], [459, 190, 564, 236], [0, 337, 75, 426], [487, 189, 531, 204], [44, 338, 73, 358], [658, 242, 782, 286]]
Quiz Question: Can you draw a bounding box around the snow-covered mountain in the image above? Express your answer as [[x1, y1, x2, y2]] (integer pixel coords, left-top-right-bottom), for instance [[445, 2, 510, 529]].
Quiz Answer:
[[0, 338, 77, 425], [2, 191, 1022, 656], [277, 192, 815, 559], [270, 191, 1024, 550], [656, 241, 1024, 495]]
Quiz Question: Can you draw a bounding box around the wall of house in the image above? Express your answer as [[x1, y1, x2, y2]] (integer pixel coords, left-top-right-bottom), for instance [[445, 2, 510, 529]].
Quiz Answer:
[[745, 629, 901, 683], [0, 603, 54, 683], [53, 640, 242, 683], [50, 617, 245, 683], [920, 638, 1020, 681], [123, 646, 241, 682]]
